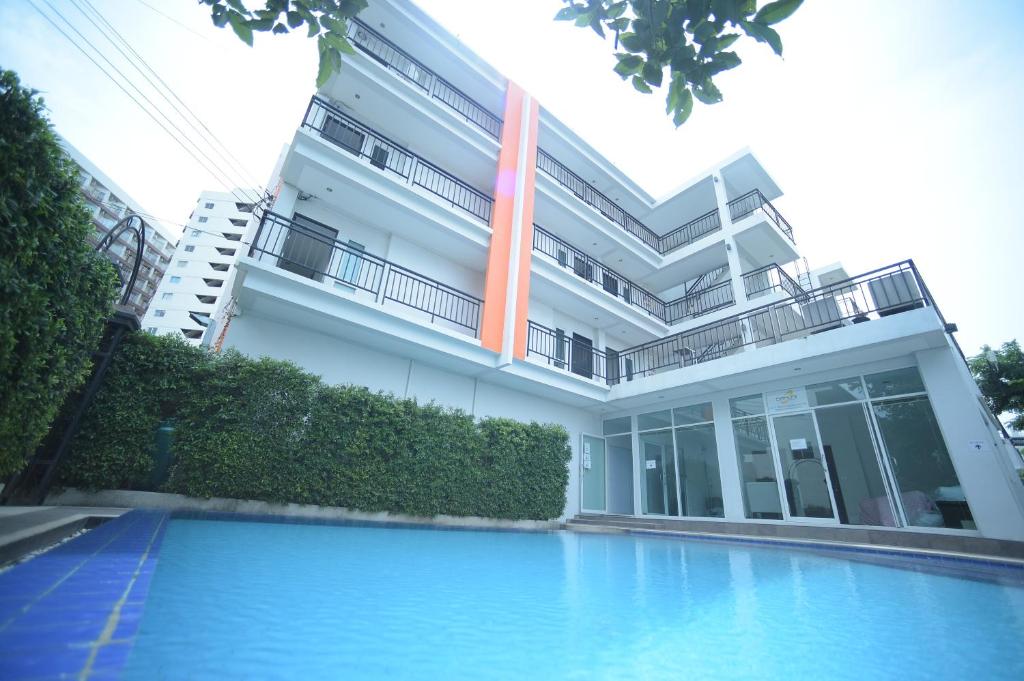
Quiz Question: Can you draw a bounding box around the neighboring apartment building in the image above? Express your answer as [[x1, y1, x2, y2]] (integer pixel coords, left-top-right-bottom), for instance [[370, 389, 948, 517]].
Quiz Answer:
[[208, 0, 1024, 541], [141, 191, 255, 343], [61, 138, 178, 317]]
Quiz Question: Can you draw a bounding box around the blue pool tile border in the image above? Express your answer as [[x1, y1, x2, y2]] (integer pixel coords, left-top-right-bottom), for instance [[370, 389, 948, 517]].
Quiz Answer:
[[0, 509, 169, 681]]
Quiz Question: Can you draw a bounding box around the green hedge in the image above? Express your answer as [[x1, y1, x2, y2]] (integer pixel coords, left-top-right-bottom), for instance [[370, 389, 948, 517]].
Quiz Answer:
[[60, 333, 572, 520], [0, 69, 119, 478]]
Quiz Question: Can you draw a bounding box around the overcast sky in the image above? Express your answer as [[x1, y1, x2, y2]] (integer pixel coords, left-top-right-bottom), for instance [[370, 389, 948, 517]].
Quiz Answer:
[[2, 0, 1022, 355]]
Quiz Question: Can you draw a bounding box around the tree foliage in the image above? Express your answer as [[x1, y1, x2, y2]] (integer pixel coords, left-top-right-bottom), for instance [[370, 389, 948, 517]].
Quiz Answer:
[[555, 0, 803, 126], [970, 340, 1024, 431], [201, 0, 367, 87], [60, 333, 573, 520], [0, 69, 119, 478]]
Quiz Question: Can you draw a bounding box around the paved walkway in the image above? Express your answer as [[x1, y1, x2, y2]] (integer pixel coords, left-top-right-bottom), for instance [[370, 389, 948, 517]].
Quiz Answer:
[[0, 506, 128, 566]]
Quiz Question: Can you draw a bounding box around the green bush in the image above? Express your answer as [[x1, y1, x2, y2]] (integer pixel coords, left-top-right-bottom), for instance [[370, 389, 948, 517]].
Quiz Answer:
[[0, 69, 119, 478], [60, 333, 572, 520]]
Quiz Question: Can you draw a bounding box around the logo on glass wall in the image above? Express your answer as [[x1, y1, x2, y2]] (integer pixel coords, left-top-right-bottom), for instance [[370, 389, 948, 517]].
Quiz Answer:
[[766, 387, 809, 414]]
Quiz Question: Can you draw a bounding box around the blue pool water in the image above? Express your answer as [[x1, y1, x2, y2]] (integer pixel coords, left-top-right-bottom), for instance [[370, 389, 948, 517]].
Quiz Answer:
[[123, 519, 1024, 680]]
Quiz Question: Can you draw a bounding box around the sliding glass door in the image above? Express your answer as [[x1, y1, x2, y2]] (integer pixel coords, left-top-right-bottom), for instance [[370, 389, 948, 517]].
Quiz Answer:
[[771, 412, 837, 520]]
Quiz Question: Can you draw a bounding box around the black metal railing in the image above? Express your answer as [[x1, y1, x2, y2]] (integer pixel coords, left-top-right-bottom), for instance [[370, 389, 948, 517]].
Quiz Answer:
[[302, 96, 494, 224], [728, 189, 795, 243], [249, 211, 483, 336], [532, 225, 665, 320], [536, 148, 661, 250], [664, 280, 736, 324], [615, 261, 927, 381], [346, 20, 502, 140], [526, 320, 608, 381], [742, 263, 807, 300], [659, 208, 723, 254]]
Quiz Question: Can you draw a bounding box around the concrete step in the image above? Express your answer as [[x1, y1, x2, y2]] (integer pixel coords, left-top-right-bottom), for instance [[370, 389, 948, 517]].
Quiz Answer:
[[0, 506, 126, 566]]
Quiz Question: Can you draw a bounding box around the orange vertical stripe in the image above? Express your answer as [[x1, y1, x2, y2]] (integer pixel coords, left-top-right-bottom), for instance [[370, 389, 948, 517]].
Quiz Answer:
[[512, 98, 540, 360], [479, 82, 525, 353]]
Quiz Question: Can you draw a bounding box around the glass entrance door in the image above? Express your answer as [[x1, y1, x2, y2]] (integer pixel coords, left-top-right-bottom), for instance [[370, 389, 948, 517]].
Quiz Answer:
[[771, 413, 837, 520], [581, 435, 606, 513]]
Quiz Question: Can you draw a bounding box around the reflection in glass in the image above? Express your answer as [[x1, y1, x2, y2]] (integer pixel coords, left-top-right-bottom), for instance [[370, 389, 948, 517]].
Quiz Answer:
[[864, 367, 925, 399], [581, 435, 606, 512], [605, 434, 635, 515], [806, 377, 865, 407], [603, 417, 631, 436], [638, 410, 672, 431], [872, 396, 974, 529], [772, 413, 835, 519], [730, 394, 764, 418], [673, 402, 714, 426], [639, 430, 678, 516], [815, 404, 892, 526], [675, 424, 723, 517], [732, 416, 782, 519]]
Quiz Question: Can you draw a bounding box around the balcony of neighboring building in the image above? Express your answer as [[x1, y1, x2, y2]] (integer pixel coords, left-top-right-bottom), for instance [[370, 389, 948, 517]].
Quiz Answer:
[[318, 16, 502, 188], [282, 96, 495, 265], [237, 211, 488, 352]]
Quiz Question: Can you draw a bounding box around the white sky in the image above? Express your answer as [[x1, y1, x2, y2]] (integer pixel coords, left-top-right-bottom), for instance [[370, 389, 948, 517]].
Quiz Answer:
[[2, 0, 1021, 355]]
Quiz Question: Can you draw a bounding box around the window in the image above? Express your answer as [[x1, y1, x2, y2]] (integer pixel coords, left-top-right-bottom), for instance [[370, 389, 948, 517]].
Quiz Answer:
[[673, 404, 723, 517], [191, 229, 201, 237], [184, 245, 195, 253], [602, 417, 631, 436], [154, 309, 166, 317], [177, 260, 188, 267], [196, 294, 217, 304], [181, 329, 203, 339], [204, 202, 214, 209], [278, 214, 337, 281], [235, 202, 254, 213], [339, 240, 365, 285], [215, 247, 236, 257], [170, 276, 181, 283], [732, 415, 782, 519], [209, 262, 229, 272], [229, 218, 247, 227], [222, 232, 242, 242], [162, 292, 173, 300], [146, 327, 157, 333], [198, 216, 208, 223], [203, 278, 224, 288]]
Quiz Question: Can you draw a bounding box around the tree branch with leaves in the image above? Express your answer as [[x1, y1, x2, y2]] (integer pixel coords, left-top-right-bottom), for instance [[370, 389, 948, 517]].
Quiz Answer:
[[555, 0, 803, 126], [201, 0, 367, 86]]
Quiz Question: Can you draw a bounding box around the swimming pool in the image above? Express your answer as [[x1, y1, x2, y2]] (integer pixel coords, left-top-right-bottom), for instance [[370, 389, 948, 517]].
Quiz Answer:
[[2, 511, 1024, 680]]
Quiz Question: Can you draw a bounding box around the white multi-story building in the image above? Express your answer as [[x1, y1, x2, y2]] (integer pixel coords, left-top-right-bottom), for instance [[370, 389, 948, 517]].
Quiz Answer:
[[61, 138, 178, 317], [209, 0, 1024, 544], [141, 190, 256, 343]]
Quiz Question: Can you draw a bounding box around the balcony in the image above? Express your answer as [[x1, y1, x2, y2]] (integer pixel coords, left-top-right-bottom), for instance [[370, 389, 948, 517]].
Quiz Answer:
[[664, 279, 735, 324], [742, 263, 807, 300], [301, 96, 494, 225], [249, 212, 483, 338], [531, 261, 931, 385], [728, 189, 795, 243], [536, 149, 735, 259], [345, 19, 502, 140], [526, 320, 610, 383]]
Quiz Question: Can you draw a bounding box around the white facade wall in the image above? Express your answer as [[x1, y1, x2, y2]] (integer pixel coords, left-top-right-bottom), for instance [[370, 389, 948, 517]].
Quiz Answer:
[[142, 190, 256, 344]]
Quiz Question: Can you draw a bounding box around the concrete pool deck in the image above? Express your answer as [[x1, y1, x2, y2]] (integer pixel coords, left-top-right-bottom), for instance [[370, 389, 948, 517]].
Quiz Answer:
[[0, 507, 128, 566]]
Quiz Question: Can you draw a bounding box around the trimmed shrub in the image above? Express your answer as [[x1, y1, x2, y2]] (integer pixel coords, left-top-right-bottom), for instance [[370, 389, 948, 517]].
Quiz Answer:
[[0, 69, 119, 478], [60, 333, 572, 520]]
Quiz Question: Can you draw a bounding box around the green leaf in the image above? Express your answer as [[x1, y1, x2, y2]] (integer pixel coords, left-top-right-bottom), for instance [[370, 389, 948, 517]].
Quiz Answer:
[[227, 12, 253, 47], [672, 89, 694, 127], [693, 78, 723, 104], [317, 52, 334, 88], [306, 16, 320, 38], [226, 0, 247, 14], [613, 54, 644, 78], [631, 75, 653, 94], [272, 22, 288, 35], [740, 19, 783, 55], [642, 61, 663, 87], [754, 0, 803, 26], [619, 32, 644, 52], [286, 11, 304, 28], [324, 32, 356, 56], [554, 6, 579, 21], [706, 51, 741, 76], [607, 1, 628, 19]]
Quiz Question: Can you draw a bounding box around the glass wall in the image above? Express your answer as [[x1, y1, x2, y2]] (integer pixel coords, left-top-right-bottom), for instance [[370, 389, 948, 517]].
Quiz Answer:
[[673, 404, 723, 517], [601, 418, 635, 515], [731, 395, 784, 519]]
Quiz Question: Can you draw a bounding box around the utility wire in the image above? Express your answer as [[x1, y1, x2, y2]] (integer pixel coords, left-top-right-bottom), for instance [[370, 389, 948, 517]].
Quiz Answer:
[[128, 0, 210, 41], [74, 0, 266, 195], [29, 0, 259, 205]]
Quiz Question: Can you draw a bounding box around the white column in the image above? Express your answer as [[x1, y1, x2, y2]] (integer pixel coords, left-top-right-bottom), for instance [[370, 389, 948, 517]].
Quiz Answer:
[[712, 394, 746, 520], [915, 347, 1024, 541], [711, 171, 748, 306]]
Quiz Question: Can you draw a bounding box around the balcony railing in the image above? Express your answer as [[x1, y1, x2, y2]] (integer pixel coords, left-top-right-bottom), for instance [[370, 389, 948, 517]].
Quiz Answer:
[[659, 208, 723, 254], [302, 96, 494, 224], [526, 320, 609, 382], [532, 224, 665, 320], [536, 148, 662, 251], [346, 19, 502, 140], [742, 263, 807, 300], [536, 149, 732, 256], [249, 211, 483, 337], [728, 189, 795, 243], [664, 280, 735, 324], [615, 261, 927, 381]]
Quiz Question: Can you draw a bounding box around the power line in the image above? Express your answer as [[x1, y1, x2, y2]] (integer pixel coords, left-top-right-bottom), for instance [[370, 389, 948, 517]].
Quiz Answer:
[[74, 0, 266, 194], [128, 0, 210, 41], [29, 0, 260, 205]]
